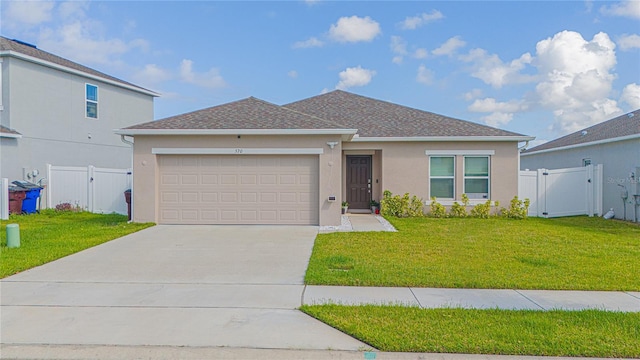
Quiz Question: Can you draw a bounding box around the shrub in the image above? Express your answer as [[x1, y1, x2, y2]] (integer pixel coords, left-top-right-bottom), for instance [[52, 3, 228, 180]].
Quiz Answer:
[[500, 196, 530, 219], [429, 197, 447, 218], [470, 200, 493, 218], [381, 190, 424, 217], [449, 194, 470, 217]]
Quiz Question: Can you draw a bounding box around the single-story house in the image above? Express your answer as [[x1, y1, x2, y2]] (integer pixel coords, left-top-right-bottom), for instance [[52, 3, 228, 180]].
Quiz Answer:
[[521, 109, 640, 222], [116, 90, 533, 226]]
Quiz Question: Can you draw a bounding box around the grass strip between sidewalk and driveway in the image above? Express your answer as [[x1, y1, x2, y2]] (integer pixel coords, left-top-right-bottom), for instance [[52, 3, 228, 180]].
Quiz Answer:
[[301, 304, 640, 358], [305, 216, 640, 290], [0, 210, 154, 278]]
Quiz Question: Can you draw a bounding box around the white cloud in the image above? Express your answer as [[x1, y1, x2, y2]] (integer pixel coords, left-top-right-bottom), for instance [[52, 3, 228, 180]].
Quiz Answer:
[[600, 0, 640, 19], [400, 10, 444, 30], [481, 112, 514, 128], [336, 66, 376, 90], [57, 1, 89, 20], [468, 98, 528, 127], [390, 36, 407, 64], [620, 83, 640, 109], [4, 0, 54, 27], [179, 59, 226, 89], [38, 21, 147, 66], [329, 16, 381, 43], [416, 64, 434, 85], [413, 48, 428, 59], [292, 37, 324, 49], [432, 36, 466, 57], [288, 70, 298, 78], [460, 48, 534, 88], [618, 34, 640, 51], [132, 64, 172, 86], [463, 89, 483, 101], [534, 31, 621, 133]]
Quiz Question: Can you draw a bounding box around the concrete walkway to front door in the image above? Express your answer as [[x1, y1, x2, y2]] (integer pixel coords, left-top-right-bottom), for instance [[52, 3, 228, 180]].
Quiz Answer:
[[0, 225, 367, 351]]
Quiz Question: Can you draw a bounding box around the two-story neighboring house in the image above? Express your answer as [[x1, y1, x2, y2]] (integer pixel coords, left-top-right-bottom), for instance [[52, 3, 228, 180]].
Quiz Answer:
[[0, 36, 158, 183]]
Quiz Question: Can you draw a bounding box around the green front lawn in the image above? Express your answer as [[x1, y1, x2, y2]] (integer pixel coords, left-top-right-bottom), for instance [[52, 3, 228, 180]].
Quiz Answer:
[[305, 216, 640, 290], [301, 305, 640, 358], [0, 210, 154, 278]]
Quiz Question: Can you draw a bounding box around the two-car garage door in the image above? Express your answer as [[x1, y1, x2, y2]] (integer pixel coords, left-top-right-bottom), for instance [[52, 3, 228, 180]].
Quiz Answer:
[[158, 155, 319, 225]]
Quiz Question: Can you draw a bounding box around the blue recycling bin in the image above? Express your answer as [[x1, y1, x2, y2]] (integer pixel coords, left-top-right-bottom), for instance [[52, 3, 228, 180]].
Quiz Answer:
[[21, 188, 42, 214], [12, 181, 42, 214]]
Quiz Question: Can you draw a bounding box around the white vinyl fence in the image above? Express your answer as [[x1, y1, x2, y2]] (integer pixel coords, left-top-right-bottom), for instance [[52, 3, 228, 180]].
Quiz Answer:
[[1, 178, 8, 220], [519, 164, 603, 218], [46, 164, 131, 215]]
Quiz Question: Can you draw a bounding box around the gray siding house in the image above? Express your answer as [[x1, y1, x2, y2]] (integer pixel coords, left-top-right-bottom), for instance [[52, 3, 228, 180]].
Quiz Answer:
[[0, 36, 157, 183], [521, 110, 640, 222]]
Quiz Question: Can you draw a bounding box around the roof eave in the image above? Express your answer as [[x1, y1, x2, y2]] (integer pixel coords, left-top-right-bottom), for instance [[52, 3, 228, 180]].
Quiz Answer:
[[522, 133, 640, 156], [0, 133, 22, 139], [350, 135, 535, 142], [0, 50, 160, 97], [114, 128, 359, 136]]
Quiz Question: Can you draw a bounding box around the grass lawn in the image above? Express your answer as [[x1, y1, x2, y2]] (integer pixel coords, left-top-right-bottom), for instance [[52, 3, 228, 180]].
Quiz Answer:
[[305, 216, 640, 290], [301, 304, 640, 358], [0, 210, 154, 278]]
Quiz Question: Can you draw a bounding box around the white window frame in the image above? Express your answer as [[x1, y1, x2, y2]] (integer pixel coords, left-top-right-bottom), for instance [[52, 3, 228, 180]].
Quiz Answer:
[[463, 156, 490, 200], [429, 156, 455, 200], [85, 83, 98, 119]]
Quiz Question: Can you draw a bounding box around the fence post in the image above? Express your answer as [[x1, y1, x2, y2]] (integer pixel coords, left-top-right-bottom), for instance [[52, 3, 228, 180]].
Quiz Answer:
[[87, 165, 95, 213], [46, 164, 52, 208], [1, 178, 8, 220], [586, 164, 594, 217], [537, 168, 547, 217]]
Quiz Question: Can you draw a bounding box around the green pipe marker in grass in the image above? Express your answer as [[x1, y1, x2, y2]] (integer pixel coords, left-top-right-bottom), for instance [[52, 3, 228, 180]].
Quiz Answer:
[[6, 224, 20, 248]]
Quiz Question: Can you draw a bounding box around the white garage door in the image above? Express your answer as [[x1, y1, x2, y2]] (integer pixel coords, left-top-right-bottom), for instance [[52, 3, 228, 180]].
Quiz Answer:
[[158, 155, 319, 225]]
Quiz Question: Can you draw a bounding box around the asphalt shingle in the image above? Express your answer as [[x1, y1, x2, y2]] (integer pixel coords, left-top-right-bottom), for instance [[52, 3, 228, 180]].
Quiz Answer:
[[284, 90, 526, 137], [125, 97, 348, 130], [525, 109, 640, 153], [0, 36, 153, 94]]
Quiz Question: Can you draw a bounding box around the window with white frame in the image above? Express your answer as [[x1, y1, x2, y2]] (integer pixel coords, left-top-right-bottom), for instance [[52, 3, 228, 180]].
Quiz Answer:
[[86, 84, 98, 118], [464, 156, 489, 199], [429, 156, 455, 199]]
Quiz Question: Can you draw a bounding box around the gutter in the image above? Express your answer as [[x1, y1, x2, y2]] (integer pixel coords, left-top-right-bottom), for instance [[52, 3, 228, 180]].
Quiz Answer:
[[522, 133, 640, 156]]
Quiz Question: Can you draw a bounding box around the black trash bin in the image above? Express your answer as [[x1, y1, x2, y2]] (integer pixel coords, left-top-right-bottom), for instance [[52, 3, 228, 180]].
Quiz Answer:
[[124, 189, 132, 220]]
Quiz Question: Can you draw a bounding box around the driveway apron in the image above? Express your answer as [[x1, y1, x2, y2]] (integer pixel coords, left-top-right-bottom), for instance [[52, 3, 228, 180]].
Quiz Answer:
[[0, 225, 366, 350]]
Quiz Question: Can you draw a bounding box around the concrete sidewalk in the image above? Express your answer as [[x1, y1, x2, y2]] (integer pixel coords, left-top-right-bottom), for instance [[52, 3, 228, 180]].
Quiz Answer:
[[303, 285, 640, 312]]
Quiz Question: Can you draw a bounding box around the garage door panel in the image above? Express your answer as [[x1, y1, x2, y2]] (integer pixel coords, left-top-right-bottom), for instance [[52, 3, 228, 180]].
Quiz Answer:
[[158, 155, 318, 225]]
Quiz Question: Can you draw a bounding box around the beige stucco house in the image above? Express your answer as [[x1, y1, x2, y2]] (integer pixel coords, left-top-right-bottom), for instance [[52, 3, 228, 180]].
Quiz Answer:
[[116, 91, 533, 226]]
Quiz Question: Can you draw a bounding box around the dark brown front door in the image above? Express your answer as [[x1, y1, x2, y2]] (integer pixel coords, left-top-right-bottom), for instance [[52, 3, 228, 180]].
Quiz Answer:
[[346, 156, 371, 209]]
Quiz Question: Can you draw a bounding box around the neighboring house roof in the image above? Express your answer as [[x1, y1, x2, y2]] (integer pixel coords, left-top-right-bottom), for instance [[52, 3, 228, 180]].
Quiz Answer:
[[117, 90, 532, 141], [0, 36, 158, 97], [524, 109, 640, 154], [0, 124, 22, 138], [284, 90, 527, 139], [120, 97, 357, 135]]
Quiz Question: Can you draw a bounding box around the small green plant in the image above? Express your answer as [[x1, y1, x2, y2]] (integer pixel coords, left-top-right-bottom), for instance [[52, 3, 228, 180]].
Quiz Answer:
[[370, 200, 380, 207], [500, 196, 530, 219], [470, 200, 493, 218], [341, 201, 349, 207], [381, 190, 424, 217], [429, 197, 447, 218], [449, 201, 467, 217]]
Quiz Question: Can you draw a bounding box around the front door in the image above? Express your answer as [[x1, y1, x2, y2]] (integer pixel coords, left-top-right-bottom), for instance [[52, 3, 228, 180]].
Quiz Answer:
[[346, 156, 371, 209]]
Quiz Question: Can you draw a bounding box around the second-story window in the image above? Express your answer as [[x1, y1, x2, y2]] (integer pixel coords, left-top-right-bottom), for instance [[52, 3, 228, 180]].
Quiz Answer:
[[86, 84, 98, 118]]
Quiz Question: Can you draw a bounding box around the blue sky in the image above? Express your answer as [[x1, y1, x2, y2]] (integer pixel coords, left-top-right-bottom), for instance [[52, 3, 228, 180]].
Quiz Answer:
[[2, 1, 639, 145]]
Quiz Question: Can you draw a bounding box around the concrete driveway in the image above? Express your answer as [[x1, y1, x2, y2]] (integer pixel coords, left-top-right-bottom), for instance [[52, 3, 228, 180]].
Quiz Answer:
[[0, 225, 366, 351]]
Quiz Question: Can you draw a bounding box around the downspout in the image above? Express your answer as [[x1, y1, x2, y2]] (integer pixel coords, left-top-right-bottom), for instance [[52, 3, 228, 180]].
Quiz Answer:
[[121, 135, 134, 221]]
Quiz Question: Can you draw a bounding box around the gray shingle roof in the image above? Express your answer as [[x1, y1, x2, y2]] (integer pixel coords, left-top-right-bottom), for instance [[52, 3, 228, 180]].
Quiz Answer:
[[125, 97, 348, 130], [524, 109, 640, 153], [0, 36, 155, 95], [284, 90, 526, 137]]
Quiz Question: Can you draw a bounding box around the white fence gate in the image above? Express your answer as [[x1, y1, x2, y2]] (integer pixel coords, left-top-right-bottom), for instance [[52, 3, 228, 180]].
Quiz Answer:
[[46, 164, 131, 215], [519, 164, 603, 218]]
